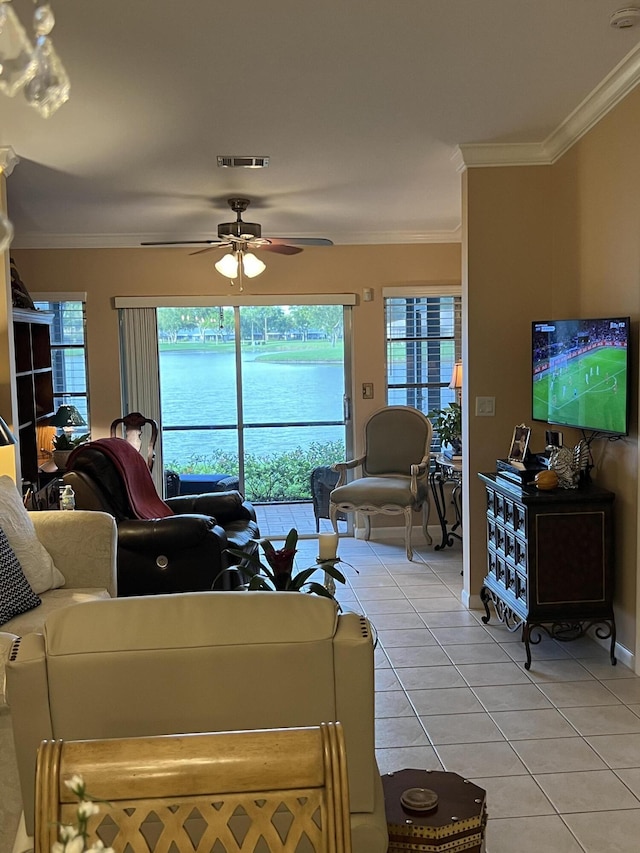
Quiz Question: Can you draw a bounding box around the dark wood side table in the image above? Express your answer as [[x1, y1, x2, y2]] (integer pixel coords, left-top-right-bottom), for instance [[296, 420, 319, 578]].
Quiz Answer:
[[429, 454, 462, 550], [478, 472, 616, 669], [382, 768, 487, 853]]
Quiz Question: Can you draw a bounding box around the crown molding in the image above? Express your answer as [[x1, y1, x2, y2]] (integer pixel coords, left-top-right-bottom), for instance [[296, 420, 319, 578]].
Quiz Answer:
[[455, 41, 640, 170], [11, 227, 463, 249], [0, 147, 19, 177], [545, 39, 640, 160], [453, 142, 549, 171]]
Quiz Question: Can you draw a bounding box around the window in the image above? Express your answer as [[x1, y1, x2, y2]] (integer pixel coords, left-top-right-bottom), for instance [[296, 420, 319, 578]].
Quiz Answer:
[[33, 298, 90, 428], [385, 292, 462, 433]]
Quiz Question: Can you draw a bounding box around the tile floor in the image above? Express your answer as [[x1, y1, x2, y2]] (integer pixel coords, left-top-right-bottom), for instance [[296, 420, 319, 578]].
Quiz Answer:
[[286, 528, 640, 853]]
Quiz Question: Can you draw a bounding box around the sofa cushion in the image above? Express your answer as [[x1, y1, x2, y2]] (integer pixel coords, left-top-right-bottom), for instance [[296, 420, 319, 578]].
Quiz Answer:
[[2, 588, 111, 638], [0, 476, 65, 593], [0, 527, 41, 626]]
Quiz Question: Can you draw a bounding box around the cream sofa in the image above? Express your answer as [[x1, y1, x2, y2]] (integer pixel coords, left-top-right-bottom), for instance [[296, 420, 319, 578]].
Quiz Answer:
[[7, 591, 388, 853], [0, 510, 118, 707]]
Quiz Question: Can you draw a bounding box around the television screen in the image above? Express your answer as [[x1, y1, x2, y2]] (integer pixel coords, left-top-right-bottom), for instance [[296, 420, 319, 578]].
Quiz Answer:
[[532, 317, 630, 435]]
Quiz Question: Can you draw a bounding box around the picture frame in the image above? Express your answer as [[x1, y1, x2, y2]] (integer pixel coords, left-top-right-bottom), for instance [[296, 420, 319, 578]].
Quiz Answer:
[[545, 429, 563, 448], [508, 423, 531, 463]]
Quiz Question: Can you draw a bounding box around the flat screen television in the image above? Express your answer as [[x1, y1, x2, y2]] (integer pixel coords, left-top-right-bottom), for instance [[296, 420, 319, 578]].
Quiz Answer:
[[532, 317, 630, 436]]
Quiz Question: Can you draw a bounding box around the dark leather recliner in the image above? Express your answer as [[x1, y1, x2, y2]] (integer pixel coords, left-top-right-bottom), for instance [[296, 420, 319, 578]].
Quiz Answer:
[[63, 438, 259, 597]]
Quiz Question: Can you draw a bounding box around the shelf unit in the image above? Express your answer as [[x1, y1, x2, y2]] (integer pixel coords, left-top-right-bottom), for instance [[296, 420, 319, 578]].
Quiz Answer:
[[13, 308, 55, 487]]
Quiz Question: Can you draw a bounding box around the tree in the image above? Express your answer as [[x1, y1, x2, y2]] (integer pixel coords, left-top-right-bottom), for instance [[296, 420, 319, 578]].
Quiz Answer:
[[239, 306, 287, 343], [157, 308, 185, 342]]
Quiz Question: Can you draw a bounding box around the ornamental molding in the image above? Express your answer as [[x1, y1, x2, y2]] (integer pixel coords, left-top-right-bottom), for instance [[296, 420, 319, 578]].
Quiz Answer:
[[455, 41, 640, 171]]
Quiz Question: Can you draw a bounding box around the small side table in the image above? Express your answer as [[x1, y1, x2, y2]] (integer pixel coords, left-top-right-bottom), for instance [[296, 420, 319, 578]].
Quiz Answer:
[[429, 454, 462, 550], [383, 768, 486, 853]]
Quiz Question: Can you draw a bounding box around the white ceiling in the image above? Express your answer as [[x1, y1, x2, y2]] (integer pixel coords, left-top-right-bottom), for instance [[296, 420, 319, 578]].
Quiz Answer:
[[2, 0, 640, 249]]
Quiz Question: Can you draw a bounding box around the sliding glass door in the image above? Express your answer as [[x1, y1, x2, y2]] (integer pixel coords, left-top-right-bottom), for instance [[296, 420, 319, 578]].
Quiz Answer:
[[158, 304, 349, 509]]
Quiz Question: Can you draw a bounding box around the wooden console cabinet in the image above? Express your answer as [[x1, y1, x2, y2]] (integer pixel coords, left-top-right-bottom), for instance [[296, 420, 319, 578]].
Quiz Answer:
[[13, 308, 55, 487], [478, 472, 616, 669]]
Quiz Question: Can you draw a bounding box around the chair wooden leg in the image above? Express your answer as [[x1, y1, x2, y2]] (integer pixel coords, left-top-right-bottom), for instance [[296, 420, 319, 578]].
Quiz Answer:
[[403, 508, 414, 561], [329, 503, 341, 533], [363, 513, 371, 541], [421, 501, 433, 546]]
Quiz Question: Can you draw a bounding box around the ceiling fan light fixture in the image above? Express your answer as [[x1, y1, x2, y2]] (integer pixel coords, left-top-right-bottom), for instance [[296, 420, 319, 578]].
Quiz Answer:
[[214, 251, 239, 278], [242, 251, 266, 278]]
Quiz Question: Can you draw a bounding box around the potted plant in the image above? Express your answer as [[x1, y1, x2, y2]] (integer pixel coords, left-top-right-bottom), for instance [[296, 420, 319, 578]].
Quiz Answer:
[[223, 527, 350, 601], [52, 431, 90, 469], [428, 402, 462, 457]]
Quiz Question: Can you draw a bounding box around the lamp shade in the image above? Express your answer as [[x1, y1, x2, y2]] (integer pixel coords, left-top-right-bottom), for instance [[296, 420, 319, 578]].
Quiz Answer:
[[242, 251, 266, 278], [215, 252, 239, 279], [448, 362, 463, 390], [51, 405, 86, 428], [0, 416, 16, 446]]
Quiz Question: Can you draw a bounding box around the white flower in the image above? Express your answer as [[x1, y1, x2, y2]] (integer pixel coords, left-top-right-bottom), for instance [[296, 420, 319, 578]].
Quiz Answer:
[[59, 825, 80, 842], [77, 800, 100, 819], [86, 844, 114, 853], [64, 775, 86, 797], [63, 837, 85, 853], [51, 843, 64, 853]]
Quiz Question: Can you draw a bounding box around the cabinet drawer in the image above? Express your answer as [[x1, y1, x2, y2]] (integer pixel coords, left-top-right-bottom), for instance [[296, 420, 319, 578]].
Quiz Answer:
[[487, 519, 506, 553], [504, 530, 516, 561], [516, 570, 527, 604], [487, 550, 507, 586], [513, 503, 526, 534], [515, 537, 527, 571]]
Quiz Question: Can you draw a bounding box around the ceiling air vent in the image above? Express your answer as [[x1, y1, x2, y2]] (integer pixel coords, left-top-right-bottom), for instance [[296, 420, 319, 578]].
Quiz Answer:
[[217, 156, 270, 169]]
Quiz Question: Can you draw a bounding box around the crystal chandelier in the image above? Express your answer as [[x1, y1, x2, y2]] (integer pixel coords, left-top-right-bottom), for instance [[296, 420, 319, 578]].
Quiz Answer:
[[0, 0, 70, 118]]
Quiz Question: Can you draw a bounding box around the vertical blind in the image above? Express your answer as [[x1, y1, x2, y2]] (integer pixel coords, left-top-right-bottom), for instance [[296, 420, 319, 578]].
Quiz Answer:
[[119, 308, 163, 494]]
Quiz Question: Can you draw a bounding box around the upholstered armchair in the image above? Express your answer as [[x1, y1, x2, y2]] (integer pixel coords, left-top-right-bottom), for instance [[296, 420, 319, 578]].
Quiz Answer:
[[330, 406, 433, 560], [7, 592, 387, 853], [64, 438, 259, 595]]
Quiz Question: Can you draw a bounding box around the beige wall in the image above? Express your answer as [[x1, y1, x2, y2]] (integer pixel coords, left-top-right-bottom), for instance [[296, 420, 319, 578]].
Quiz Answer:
[[550, 86, 640, 658], [10, 240, 460, 495], [463, 84, 640, 659], [462, 165, 554, 603]]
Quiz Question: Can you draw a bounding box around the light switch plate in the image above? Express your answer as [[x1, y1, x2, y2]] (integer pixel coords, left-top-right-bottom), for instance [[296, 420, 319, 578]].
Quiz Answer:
[[476, 396, 495, 416]]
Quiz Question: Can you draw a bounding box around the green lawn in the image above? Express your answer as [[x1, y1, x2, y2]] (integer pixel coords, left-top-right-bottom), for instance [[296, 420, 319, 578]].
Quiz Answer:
[[159, 340, 343, 362]]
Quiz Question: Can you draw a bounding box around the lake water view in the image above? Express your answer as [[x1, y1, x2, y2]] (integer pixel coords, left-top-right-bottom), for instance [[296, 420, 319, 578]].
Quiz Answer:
[[159, 349, 346, 468]]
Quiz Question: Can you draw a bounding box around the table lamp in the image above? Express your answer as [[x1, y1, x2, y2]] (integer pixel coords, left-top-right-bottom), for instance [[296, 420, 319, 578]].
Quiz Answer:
[[448, 362, 463, 405]]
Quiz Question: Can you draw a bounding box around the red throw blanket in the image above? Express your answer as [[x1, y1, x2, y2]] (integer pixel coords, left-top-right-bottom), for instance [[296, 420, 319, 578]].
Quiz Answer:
[[69, 437, 174, 520]]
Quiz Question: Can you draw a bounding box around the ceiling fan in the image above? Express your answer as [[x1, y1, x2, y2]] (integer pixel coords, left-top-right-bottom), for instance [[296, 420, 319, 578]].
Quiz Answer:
[[141, 196, 333, 257]]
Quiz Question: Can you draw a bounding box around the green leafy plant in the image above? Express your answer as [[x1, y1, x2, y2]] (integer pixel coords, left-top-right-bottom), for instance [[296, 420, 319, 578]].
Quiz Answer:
[[52, 432, 90, 451], [428, 402, 462, 450], [165, 440, 346, 503], [223, 528, 349, 600]]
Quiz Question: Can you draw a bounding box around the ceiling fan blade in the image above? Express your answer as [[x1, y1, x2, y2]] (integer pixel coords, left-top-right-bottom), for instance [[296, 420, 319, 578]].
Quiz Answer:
[[189, 245, 228, 256], [269, 237, 333, 247], [260, 243, 303, 256], [140, 240, 223, 247]]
